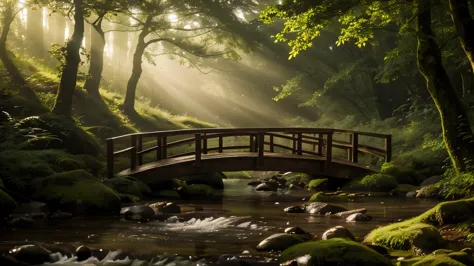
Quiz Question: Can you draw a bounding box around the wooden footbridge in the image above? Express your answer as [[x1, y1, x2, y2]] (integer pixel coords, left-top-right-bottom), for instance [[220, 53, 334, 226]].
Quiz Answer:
[[107, 128, 392, 183]]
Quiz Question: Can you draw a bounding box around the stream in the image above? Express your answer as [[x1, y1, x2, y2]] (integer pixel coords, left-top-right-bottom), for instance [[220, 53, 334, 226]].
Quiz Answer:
[[0, 178, 439, 265]]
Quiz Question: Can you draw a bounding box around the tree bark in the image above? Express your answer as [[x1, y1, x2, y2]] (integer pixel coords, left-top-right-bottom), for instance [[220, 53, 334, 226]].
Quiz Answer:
[[449, 0, 474, 73], [26, 6, 44, 58], [416, 0, 474, 172], [51, 0, 84, 116], [123, 38, 146, 114], [84, 19, 105, 99]]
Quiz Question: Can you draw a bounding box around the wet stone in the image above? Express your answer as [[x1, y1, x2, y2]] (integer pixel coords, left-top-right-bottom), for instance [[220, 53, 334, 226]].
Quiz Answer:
[[10, 244, 51, 265], [322, 226, 355, 241], [50, 211, 73, 220], [75, 245, 91, 262], [284, 206, 305, 213], [284, 226, 308, 235], [346, 213, 372, 222]]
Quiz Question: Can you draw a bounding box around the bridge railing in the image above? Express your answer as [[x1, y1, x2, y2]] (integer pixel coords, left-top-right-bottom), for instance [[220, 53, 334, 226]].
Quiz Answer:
[[106, 128, 392, 178]]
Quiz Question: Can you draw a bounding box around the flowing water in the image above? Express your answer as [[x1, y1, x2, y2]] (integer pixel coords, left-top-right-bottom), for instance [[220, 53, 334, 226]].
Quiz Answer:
[[0, 179, 439, 265]]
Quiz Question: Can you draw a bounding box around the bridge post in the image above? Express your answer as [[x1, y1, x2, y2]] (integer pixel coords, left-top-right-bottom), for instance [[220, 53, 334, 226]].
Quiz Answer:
[[317, 134, 323, 156], [347, 134, 353, 161], [137, 135, 143, 166], [297, 133, 303, 155], [292, 133, 296, 154], [269, 135, 274, 152], [385, 135, 392, 162], [130, 135, 137, 170], [203, 133, 208, 154], [325, 132, 333, 169], [352, 133, 359, 163], [194, 134, 201, 167], [162, 136, 167, 159], [107, 139, 114, 179], [249, 135, 255, 152], [156, 136, 162, 160], [257, 132, 264, 165], [218, 136, 223, 153]]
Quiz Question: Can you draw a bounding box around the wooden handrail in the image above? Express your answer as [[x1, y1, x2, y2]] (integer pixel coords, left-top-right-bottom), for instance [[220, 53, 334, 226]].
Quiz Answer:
[[106, 128, 392, 178]]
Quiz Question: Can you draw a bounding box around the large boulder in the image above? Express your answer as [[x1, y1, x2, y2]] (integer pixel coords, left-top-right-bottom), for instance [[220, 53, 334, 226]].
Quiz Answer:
[[280, 238, 392, 266], [381, 163, 421, 185], [344, 174, 398, 192], [178, 172, 225, 189], [103, 176, 151, 199], [256, 181, 279, 191], [420, 175, 445, 187], [322, 226, 355, 241], [304, 202, 347, 215], [0, 188, 18, 218], [397, 250, 474, 265], [364, 223, 445, 254], [31, 170, 121, 215], [256, 233, 305, 252]]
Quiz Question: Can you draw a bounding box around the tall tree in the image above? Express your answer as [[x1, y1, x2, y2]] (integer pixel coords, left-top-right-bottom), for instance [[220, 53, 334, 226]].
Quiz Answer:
[[51, 0, 84, 116], [448, 0, 474, 73], [261, 0, 474, 172]]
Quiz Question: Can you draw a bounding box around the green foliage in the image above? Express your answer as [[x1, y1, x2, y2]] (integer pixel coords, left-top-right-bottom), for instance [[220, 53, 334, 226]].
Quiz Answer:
[[280, 238, 392, 266], [307, 178, 328, 190], [103, 176, 151, 199], [32, 170, 121, 214], [344, 173, 398, 192], [440, 169, 474, 199], [381, 162, 421, 185], [396, 252, 472, 266]]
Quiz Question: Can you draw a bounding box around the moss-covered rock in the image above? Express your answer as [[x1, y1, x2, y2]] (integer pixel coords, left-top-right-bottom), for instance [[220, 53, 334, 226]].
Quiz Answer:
[[364, 223, 445, 253], [381, 162, 421, 185], [307, 178, 328, 190], [178, 172, 225, 189], [103, 176, 151, 199], [256, 233, 305, 251], [281, 173, 312, 186], [416, 184, 440, 198], [397, 251, 474, 266], [32, 170, 121, 215], [0, 188, 18, 217], [280, 238, 392, 266], [344, 174, 398, 192]]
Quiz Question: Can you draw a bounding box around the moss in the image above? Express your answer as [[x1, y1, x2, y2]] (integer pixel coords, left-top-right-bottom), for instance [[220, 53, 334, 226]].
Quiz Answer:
[[364, 223, 444, 252], [103, 176, 151, 199], [308, 178, 328, 190], [308, 192, 352, 202], [344, 173, 398, 192], [32, 170, 121, 215], [282, 173, 312, 185], [397, 251, 474, 266], [0, 188, 18, 217], [222, 171, 252, 179], [416, 184, 440, 198], [394, 184, 419, 195], [280, 238, 392, 266], [381, 162, 421, 185]]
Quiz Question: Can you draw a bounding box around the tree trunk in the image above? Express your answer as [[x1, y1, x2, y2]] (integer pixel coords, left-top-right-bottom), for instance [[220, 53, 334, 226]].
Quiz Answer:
[[26, 6, 44, 58], [449, 0, 474, 73], [51, 0, 84, 116], [123, 38, 146, 114], [416, 0, 474, 172], [84, 20, 105, 99]]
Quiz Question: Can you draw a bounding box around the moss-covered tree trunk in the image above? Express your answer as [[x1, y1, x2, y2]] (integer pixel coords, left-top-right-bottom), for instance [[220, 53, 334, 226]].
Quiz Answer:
[[416, 0, 474, 172], [52, 0, 84, 116], [449, 0, 474, 73], [84, 18, 105, 99]]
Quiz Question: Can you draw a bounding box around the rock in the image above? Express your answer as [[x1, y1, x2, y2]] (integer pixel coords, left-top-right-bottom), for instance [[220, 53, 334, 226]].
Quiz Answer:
[[6, 215, 34, 227], [307, 179, 328, 190], [50, 211, 73, 220], [256, 233, 305, 251], [280, 239, 392, 266], [287, 184, 298, 190], [398, 250, 474, 265], [284, 227, 307, 235], [365, 244, 388, 255], [346, 213, 372, 222], [284, 206, 305, 213], [406, 191, 417, 198], [10, 244, 51, 265], [123, 205, 155, 222], [163, 202, 181, 213], [166, 216, 180, 223], [420, 175, 445, 187], [256, 182, 278, 192], [305, 202, 347, 215], [343, 174, 398, 192], [322, 226, 355, 241], [13, 201, 49, 216], [75, 245, 91, 262], [364, 223, 445, 254], [247, 181, 262, 187], [103, 176, 151, 199], [416, 184, 441, 198], [31, 170, 121, 215], [178, 172, 225, 189], [333, 208, 367, 218], [0, 189, 18, 218]]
